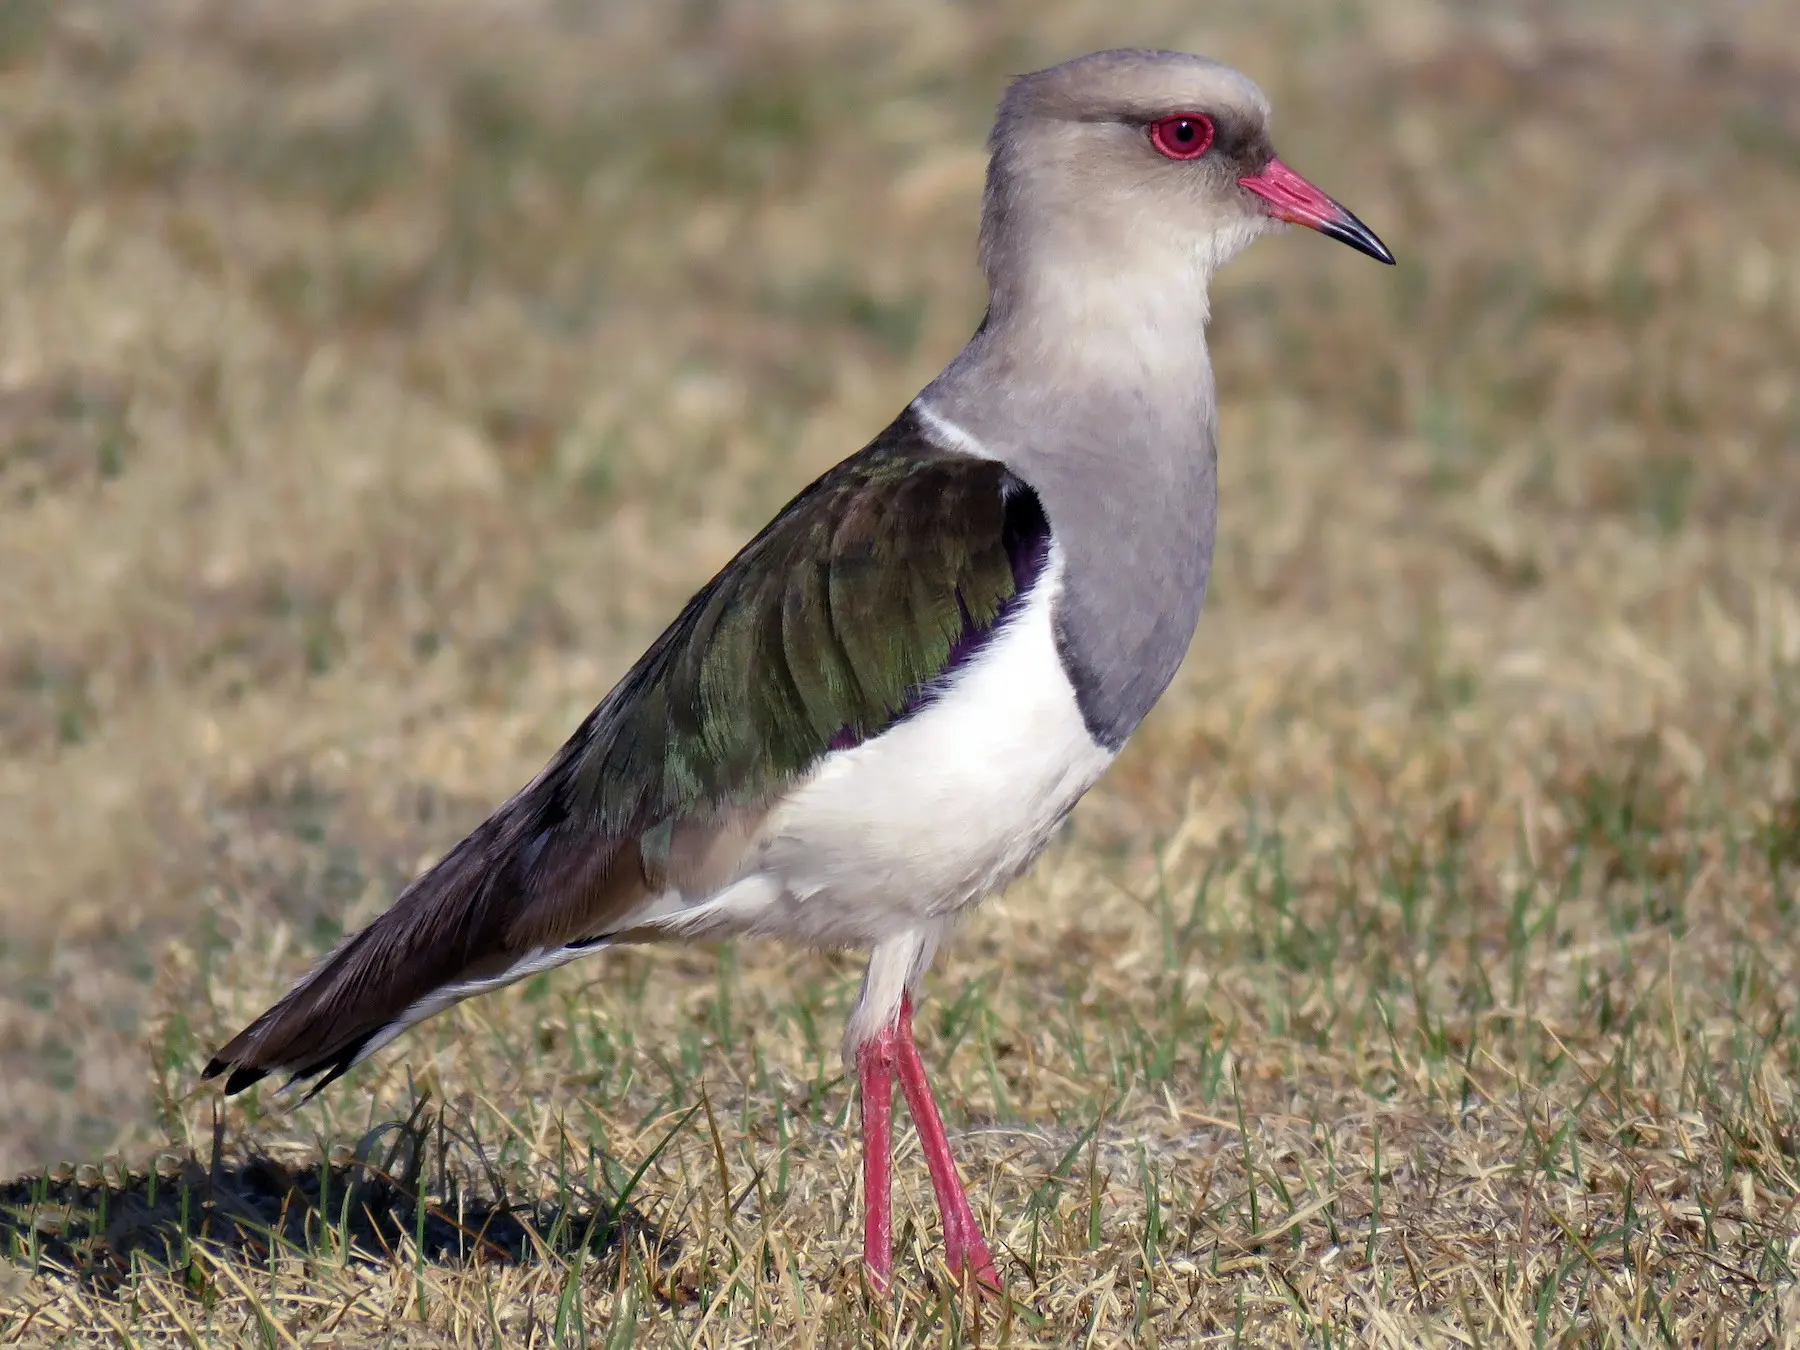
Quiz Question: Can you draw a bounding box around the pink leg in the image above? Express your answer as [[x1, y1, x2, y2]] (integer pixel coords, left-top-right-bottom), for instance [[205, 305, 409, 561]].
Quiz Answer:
[[858, 1023, 898, 1290], [893, 996, 1003, 1292]]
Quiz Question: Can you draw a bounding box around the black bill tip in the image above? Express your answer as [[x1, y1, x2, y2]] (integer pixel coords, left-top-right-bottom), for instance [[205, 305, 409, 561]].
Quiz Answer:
[[1319, 207, 1395, 265]]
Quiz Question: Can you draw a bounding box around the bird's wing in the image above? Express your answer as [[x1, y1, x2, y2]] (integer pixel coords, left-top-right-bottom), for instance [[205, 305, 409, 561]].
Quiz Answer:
[[206, 408, 1051, 1094]]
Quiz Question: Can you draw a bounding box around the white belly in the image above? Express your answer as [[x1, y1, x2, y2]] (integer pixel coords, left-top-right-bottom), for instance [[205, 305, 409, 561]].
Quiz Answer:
[[665, 546, 1114, 949]]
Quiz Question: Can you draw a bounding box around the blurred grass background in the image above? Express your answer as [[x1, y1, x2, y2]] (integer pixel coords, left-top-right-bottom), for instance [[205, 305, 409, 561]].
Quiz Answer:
[[2, 0, 1799, 1342]]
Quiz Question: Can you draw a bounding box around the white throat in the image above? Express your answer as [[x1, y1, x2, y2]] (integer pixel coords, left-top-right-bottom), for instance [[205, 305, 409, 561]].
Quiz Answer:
[[934, 242, 1229, 445], [967, 202, 1268, 409]]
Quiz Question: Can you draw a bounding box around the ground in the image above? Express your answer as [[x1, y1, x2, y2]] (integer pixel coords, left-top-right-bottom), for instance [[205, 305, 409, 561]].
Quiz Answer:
[[2, 0, 1799, 1344]]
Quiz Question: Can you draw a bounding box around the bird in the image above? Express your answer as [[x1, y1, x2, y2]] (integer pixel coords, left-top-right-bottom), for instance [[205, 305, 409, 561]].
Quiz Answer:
[[206, 48, 1393, 1293]]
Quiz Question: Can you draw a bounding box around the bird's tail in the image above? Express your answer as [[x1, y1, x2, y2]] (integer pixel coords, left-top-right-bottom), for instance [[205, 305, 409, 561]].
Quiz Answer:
[[205, 770, 644, 1097]]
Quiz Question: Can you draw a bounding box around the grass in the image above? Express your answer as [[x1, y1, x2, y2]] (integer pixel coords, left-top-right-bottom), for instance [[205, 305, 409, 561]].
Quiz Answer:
[[2, 0, 1799, 1343]]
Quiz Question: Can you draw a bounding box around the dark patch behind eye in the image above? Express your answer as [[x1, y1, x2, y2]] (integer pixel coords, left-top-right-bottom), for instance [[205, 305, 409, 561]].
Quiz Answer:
[[1208, 112, 1275, 175]]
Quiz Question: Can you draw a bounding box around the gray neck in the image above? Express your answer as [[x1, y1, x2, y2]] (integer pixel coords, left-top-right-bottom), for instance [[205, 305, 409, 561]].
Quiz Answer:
[[918, 272, 1219, 750]]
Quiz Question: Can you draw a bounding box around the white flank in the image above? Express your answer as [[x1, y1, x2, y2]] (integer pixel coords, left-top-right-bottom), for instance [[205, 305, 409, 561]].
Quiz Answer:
[[659, 545, 1115, 1041]]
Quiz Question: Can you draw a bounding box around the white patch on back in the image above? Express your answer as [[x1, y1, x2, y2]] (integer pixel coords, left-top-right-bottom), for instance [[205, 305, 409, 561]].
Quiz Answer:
[[910, 398, 996, 461]]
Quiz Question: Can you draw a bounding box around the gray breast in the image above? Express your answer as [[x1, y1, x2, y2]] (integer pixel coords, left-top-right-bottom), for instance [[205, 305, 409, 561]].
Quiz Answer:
[[1028, 413, 1219, 750], [916, 331, 1222, 753]]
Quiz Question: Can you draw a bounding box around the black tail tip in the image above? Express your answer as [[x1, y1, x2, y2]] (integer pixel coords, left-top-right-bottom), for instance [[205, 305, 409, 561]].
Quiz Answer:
[[205, 1057, 271, 1095], [226, 1065, 271, 1094]]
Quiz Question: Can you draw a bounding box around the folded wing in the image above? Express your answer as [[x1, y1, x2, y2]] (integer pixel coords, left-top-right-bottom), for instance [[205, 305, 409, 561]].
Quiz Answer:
[[205, 409, 1051, 1095]]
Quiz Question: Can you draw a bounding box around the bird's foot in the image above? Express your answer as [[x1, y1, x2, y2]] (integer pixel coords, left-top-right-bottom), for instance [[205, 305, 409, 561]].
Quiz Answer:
[[858, 996, 1006, 1296], [895, 996, 1006, 1296], [944, 1221, 1003, 1296]]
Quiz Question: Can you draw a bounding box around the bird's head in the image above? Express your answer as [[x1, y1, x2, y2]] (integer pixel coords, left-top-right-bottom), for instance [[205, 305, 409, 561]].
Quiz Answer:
[[980, 49, 1393, 321]]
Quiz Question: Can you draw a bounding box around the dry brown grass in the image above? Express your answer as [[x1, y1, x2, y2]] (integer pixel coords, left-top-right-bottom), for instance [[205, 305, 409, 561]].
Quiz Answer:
[[3, 0, 1800, 1343]]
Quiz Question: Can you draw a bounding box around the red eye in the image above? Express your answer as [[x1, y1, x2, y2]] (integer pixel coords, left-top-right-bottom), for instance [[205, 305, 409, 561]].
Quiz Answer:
[[1148, 113, 1215, 160]]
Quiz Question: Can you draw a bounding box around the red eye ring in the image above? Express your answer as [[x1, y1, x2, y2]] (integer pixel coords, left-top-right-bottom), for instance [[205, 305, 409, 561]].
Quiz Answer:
[[1148, 113, 1215, 160]]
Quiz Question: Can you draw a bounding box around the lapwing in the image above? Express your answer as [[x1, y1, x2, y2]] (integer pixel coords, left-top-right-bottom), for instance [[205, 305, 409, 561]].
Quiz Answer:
[[208, 48, 1394, 1291]]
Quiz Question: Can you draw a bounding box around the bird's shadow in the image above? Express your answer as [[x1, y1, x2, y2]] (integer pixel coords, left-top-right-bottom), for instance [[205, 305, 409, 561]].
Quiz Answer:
[[0, 1096, 669, 1290]]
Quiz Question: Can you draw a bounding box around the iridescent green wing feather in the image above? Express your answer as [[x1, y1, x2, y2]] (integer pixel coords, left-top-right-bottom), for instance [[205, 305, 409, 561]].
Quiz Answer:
[[565, 410, 1045, 837]]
